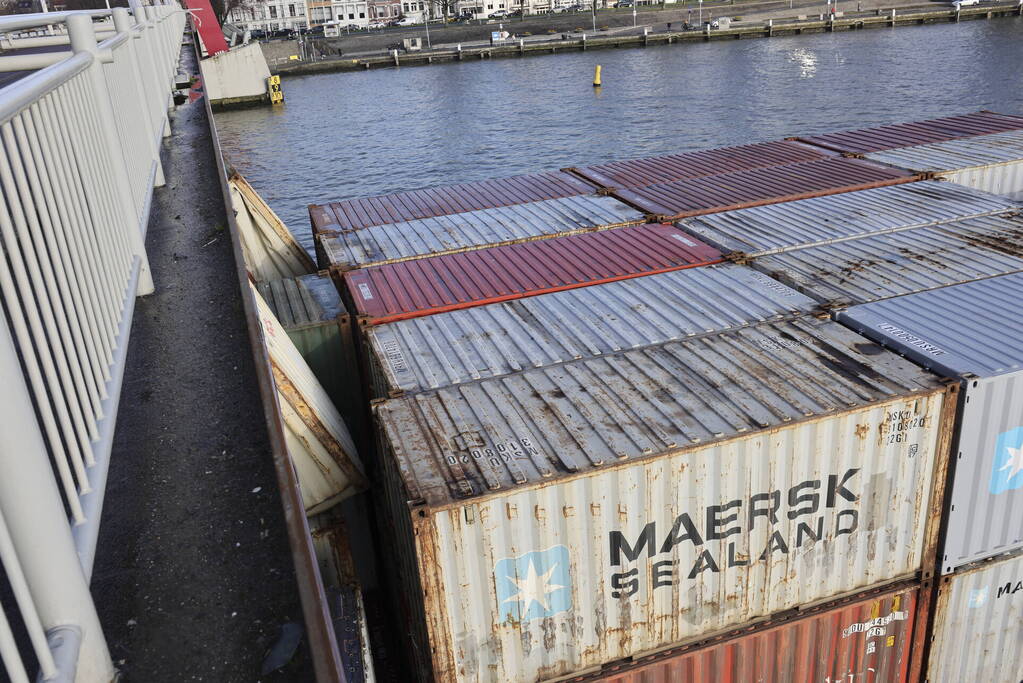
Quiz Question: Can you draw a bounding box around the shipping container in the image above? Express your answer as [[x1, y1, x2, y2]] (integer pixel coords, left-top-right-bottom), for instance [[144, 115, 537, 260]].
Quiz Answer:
[[927, 551, 1023, 682], [747, 213, 1023, 308], [865, 129, 1023, 197], [792, 111, 1023, 155], [309, 170, 597, 234], [256, 272, 362, 428], [373, 316, 956, 682], [343, 223, 723, 326], [579, 583, 922, 683], [677, 181, 1016, 257], [610, 157, 918, 220], [316, 194, 644, 272], [363, 264, 818, 398], [837, 273, 1023, 574], [567, 140, 829, 189]]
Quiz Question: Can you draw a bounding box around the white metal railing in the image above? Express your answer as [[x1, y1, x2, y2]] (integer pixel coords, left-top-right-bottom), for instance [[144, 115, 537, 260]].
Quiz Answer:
[[0, 3, 186, 681]]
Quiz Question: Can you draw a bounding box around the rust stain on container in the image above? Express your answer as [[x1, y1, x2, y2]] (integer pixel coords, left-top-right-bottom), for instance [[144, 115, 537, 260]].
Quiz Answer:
[[567, 140, 830, 189], [343, 224, 723, 326], [308, 170, 597, 234], [793, 111, 1023, 155], [571, 583, 922, 683], [609, 157, 918, 220]]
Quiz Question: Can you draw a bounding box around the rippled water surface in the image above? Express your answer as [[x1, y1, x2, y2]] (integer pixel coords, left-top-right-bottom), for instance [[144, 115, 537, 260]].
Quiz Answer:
[[215, 18, 1023, 250]]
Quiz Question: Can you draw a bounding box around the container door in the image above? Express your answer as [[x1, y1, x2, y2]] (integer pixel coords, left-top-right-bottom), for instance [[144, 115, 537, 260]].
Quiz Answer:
[[943, 372, 1023, 574]]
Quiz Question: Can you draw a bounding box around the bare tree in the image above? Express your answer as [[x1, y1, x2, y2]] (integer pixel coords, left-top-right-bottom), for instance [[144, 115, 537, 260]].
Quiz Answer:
[[211, 0, 254, 25]]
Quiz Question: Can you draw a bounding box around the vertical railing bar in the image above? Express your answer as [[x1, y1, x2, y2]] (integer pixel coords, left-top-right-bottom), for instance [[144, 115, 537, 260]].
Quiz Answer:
[[0, 605, 31, 683], [46, 83, 122, 364], [11, 112, 102, 441], [63, 76, 132, 300], [0, 247, 85, 523], [0, 507, 58, 679], [30, 95, 110, 402], [0, 123, 91, 492]]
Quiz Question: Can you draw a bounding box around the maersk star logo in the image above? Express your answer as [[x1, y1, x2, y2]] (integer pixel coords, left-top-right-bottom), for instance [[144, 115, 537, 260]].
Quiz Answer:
[[495, 545, 571, 622], [968, 587, 988, 609], [990, 427, 1023, 494]]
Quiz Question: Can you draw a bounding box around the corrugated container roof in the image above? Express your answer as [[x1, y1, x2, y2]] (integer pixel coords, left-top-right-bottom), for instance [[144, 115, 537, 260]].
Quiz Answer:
[[678, 181, 1016, 256], [568, 140, 829, 189], [610, 157, 917, 220], [749, 212, 1023, 308], [309, 170, 596, 233], [792, 111, 1023, 155], [344, 224, 723, 325], [256, 272, 346, 328], [837, 271, 1023, 379], [376, 316, 943, 506], [587, 584, 919, 683], [864, 129, 1023, 174], [318, 194, 644, 271], [366, 264, 819, 396]]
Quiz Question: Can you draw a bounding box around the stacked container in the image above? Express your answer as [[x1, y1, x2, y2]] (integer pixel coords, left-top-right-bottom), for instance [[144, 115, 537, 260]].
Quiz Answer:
[[678, 182, 1022, 308], [835, 273, 1023, 682], [305, 111, 1023, 683]]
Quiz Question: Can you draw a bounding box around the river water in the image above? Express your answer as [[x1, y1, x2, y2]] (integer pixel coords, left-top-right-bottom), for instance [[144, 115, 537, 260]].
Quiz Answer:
[[215, 17, 1023, 252]]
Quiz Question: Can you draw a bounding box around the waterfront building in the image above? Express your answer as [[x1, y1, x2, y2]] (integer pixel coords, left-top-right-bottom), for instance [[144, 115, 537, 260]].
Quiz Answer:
[[227, 0, 309, 32]]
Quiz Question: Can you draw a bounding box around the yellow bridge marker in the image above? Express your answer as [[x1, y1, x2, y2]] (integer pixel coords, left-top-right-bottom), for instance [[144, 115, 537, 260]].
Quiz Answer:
[[593, 64, 602, 87]]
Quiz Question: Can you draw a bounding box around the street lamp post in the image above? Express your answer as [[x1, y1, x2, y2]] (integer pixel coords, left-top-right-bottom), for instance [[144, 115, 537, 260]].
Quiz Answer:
[[632, 3, 636, 25], [591, 0, 596, 30], [698, 0, 702, 23], [424, 2, 431, 46]]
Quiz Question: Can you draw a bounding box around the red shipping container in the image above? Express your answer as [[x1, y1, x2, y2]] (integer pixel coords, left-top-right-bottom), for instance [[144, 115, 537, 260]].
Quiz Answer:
[[611, 157, 918, 220], [344, 224, 723, 325], [575, 583, 924, 683], [568, 140, 830, 189], [793, 110, 1023, 155], [309, 170, 596, 234]]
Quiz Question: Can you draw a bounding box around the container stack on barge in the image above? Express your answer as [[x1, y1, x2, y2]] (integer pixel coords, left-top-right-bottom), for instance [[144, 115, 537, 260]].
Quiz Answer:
[[284, 111, 1023, 682]]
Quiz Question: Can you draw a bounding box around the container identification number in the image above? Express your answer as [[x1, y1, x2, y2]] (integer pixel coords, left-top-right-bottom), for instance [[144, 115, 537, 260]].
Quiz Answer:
[[445, 438, 540, 469]]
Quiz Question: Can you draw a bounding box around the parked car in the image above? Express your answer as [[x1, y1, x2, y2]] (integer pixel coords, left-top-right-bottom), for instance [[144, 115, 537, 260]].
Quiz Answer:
[[490, 9, 509, 17], [953, 0, 979, 7], [508, 8, 523, 15], [249, 28, 267, 39], [614, 0, 633, 6], [396, 15, 420, 25], [564, 3, 583, 10], [368, 20, 387, 28]]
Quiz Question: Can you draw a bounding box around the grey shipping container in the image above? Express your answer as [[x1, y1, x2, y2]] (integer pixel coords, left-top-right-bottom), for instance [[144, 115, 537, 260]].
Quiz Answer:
[[256, 273, 361, 430], [316, 194, 645, 272], [374, 316, 956, 682], [865, 129, 1023, 198], [363, 264, 819, 398], [837, 273, 1023, 574], [747, 212, 1023, 308], [927, 550, 1023, 682], [676, 181, 1016, 257]]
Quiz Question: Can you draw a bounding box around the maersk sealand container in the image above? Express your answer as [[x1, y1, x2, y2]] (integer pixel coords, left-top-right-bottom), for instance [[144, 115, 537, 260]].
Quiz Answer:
[[838, 273, 1023, 575], [373, 316, 956, 682]]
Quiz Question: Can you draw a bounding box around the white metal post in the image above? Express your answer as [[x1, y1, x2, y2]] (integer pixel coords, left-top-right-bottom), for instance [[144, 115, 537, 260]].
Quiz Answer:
[[68, 13, 155, 296], [0, 319, 114, 683]]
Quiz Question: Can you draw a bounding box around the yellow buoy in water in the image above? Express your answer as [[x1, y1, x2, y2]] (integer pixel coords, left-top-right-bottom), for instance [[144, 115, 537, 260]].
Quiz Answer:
[[593, 65, 602, 87]]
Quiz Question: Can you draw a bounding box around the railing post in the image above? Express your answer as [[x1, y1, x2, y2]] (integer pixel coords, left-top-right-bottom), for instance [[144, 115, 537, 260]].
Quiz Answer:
[[68, 13, 154, 296], [0, 319, 114, 683], [112, 7, 165, 187]]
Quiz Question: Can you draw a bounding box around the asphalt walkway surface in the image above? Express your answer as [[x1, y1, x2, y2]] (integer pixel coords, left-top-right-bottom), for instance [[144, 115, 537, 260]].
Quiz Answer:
[[90, 44, 314, 682]]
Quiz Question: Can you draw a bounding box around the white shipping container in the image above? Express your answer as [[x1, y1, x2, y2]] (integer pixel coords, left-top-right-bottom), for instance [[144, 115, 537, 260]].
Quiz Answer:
[[865, 129, 1023, 197], [927, 551, 1023, 682], [748, 213, 1023, 308], [838, 273, 1023, 575], [374, 317, 955, 682], [317, 195, 644, 271], [676, 181, 1015, 256], [364, 264, 818, 398]]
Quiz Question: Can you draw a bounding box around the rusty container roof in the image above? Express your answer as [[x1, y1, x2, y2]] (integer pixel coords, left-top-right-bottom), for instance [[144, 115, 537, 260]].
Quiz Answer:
[[586, 584, 920, 683], [792, 111, 1023, 155], [376, 316, 944, 506], [318, 194, 644, 271], [609, 157, 918, 220], [309, 170, 596, 234], [343, 224, 723, 325], [748, 212, 1023, 308], [567, 140, 829, 189]]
